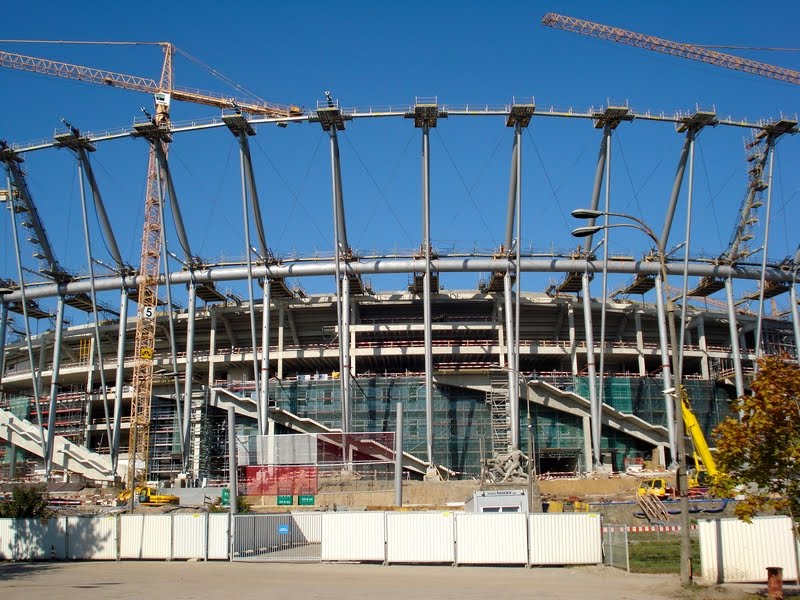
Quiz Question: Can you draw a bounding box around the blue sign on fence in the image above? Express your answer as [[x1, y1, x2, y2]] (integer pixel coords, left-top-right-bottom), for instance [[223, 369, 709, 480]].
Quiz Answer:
[[278, 524, 290, 535]]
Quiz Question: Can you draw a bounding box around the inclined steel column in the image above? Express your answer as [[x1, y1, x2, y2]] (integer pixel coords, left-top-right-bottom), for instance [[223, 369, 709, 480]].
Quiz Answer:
[[581, 130, 609, 252], [596, 129, 612, 458], [76, 151, 114, 460], [328, 125, 351, 433], [791, 277, 800, 366], [238, 134, 262, 434], [581, 126, 609, 470], [111, 287, 129, 471], [4, 166, 46, 455], [422, 121, 435, 467], [0, 301, 7, 388], [581, 273, 600, 468], [155, 159, 185, 462], [182, 282, 198, 471], [260, 278, 271, 435], [394, 402, 404, 507], [655, 275, 677, 464], [676, 131, 697, 382], [659, 135, 691, 250], [513, 119, 523, 450], [725, 277, 746, 397], [44, 295, 65, 479], [503, 133, 519, 448], [754, 137, 776, 363]]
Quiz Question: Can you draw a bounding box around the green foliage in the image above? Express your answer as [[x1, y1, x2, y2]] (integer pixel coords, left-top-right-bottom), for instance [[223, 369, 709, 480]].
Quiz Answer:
[[0, 485, 52, 518], [711, 355, 800, 522], [628, 532, 700, 574]]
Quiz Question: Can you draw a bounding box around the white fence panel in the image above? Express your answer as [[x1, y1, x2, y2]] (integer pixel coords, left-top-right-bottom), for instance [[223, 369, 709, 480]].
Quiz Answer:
[[0, 518, 14, 559], [172, 513, 207, 560], [67, 516, 117, 560], [699, 516, 798, 583], [321, 512, 385, 562], [207, 513, 230, 560], [12, 517, 67, 560], [120, 514, 171, 559], [456, 513, 527, 565], [291, 512, 322, 544], [528, 513, 602, 565], [386, 512, 454, 564]]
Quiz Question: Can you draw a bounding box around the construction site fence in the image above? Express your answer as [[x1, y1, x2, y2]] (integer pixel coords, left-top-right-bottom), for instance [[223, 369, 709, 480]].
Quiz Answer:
[[13, 512, 796, 573], [0, 511, 603, 565], [602, 524, 630, 572], [698, 516, 800, 584]]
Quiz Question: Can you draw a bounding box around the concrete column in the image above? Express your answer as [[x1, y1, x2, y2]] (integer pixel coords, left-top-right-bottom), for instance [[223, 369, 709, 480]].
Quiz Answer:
[[568, 302, 578, 376], [278, 304, 285, 379], [634, 310, 646, 376], [582, 415, 592, 476], [696, 316, 710, 379], [208, 311, 218, 387]]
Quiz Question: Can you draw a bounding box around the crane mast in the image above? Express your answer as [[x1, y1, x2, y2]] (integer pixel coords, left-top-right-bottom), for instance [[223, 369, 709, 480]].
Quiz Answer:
[[0, 41, 301, 488], [541, 13, 800, 86], [127, 43, 172, 488]]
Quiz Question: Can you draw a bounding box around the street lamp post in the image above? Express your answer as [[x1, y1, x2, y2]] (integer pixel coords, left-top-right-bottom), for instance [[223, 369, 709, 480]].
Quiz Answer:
[[572, 209, 691, 585]]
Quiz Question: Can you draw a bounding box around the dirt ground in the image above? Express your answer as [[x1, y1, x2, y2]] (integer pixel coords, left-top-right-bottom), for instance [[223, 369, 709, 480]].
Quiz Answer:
[[0, 561, 774, 600]]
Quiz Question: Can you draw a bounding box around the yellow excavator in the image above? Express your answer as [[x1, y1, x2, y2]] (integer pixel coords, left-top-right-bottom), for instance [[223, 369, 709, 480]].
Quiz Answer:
[[117, 486, 180, 507]]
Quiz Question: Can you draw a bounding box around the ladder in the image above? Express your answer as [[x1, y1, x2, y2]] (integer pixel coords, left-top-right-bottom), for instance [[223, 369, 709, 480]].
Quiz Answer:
[[486, 371, 513, 457]]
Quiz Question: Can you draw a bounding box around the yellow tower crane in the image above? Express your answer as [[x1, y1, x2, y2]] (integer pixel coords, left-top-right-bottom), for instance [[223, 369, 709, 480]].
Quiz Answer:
[[0, 43, 301, 489], [541, 13, 800, 85]]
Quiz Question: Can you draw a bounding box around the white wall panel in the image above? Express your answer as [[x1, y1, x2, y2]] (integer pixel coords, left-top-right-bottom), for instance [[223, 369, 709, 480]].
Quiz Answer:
[[12, 517, 67, 560], [456, 513, 527, 565], [528, 513, 602, 565], [321, 512, 385, 562], [120, 514, 171, 560], [386, 512, 454, 564], [67, 516, 117, 560], [292, 512, 322, 544], [207, 513, 229, 560], [699, 516, 798, 583], [172, 513, 207, 560], [0, 519, 14, 560]]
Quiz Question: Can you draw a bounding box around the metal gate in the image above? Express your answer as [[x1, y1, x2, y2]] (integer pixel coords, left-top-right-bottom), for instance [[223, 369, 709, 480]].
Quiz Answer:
[[232, 513, 322, 562], [602, 524, 630, 572]]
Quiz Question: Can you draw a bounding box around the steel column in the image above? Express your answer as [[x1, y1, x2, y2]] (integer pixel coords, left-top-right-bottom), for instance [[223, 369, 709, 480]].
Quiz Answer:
[[238, 138, 262, 434], [676, 131, 696, 384], [581, 273, 601, 468], [111, 287, 129, 471], [0, 302, 7, 388], [422, 121, 434, 468], [725, 277, 746, 397], [44, 295, 64, 479], [659, 135, 691, 249], [77, 150, 114, 461], [394, 402, 403, 507], [654, 274, 677, 464], [182, 281, 198, 473], [260, 278, 271, 435], [596, 128, 612, 460], [754, 138, 776, 362]]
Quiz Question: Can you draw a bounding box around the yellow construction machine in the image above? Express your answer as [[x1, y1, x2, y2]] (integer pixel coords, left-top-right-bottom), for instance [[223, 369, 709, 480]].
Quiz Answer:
[[117, 486, 180, 506]]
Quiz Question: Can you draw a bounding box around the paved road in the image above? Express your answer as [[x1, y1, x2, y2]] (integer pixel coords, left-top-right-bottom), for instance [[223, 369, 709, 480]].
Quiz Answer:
[[0, 561, 763, 599]]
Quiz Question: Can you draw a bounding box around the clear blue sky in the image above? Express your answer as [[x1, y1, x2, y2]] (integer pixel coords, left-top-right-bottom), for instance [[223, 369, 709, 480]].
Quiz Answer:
[[1, 1, 798, 326]]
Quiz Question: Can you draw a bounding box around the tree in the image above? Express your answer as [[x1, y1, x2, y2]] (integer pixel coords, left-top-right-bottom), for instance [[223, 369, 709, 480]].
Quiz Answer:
[[0, 485, 52, 518], [712, 355, 800, 522]]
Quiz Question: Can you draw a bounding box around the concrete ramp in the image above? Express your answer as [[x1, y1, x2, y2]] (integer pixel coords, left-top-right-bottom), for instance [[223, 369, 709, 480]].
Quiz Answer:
[[0, 407, 118, 482], [527, 379, 670, 448], [210, 386, 444, 477]]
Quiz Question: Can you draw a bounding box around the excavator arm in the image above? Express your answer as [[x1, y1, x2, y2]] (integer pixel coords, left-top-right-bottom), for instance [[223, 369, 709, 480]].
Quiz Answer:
[[680, 388, 718, 478]]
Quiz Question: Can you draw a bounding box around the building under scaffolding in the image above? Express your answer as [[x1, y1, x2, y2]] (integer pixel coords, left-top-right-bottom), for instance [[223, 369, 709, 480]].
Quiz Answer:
[[0, 99, 798, 485]]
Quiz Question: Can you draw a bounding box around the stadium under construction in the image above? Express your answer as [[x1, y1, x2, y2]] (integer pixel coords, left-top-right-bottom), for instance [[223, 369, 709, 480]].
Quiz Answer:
[[0, 89, 798, 488]]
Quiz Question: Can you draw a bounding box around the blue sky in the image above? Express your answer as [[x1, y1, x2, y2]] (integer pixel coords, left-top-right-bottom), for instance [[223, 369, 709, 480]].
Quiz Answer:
[[1, 1, 798, 327]]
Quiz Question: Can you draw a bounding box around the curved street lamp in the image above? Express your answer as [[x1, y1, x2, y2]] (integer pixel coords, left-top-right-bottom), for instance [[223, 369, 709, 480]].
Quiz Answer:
[[571, 208, 691, 582]]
